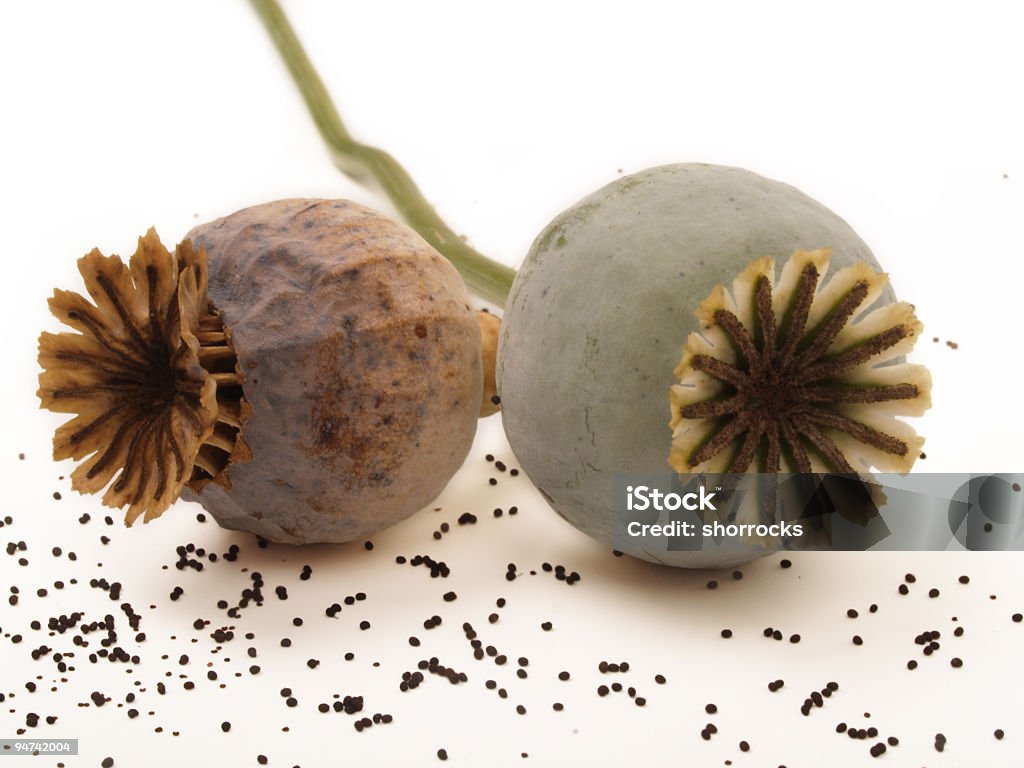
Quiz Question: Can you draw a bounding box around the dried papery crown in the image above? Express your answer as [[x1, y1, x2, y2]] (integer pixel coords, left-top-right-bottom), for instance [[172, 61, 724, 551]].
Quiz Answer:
[[37, 230, 248, 524], [669, 248, 932, 474]]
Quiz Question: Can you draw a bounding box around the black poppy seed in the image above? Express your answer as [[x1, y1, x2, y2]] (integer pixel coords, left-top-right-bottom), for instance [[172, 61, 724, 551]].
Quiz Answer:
[[101, 759, 114, 768], [853, 635, 863, 646], [763, 627, 774, 637], [437, 748, 448, 761], [597, 685, 609, 697], [221, 721, 231, 732], [516, 704, 526, 715], [612, 683, 622, 692], [951, 657, 963, 668], [870, 743, 886, 757], [720, 628, 733, 638], [995, 729, 1005, 739], [553, 702, 563, 711], [790, 634, 801, 644], [409, 637, 420, 647], [847, 609, 858, 618], [705, 703, 717, 714], [836, 722, 848, 733], [281, 638, 292, 647], [707, 580, 718, 590], [443, 591, 457, 602], [498, 688, 507, 698], [898, 584, 909, 595], [541, 621, 553, 631], [655, 674, 666, 684], [509, 506, 518, 515], [905, 573, 916, 583], [739, 741, 750, 752], [780, 559, 792, 568], [954, 626, 965, 637], [929, 588, 940, 598], [773, 630, 783, 641], [1012, 613, 1022, 623], [558, 671, 570, 681], [510, 469, 519, 476]]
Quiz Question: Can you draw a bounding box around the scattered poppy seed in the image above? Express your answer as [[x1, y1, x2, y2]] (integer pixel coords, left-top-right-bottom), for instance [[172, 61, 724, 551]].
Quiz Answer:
[[852, 635, 863, 646], [706, 580, 718, 590], [780, 559, 792, 568], [437, 748, 448, 761], [995, 729, 1005, 740], [898, 584, 909, 595], [705, 703, 717, 714], [929, 588, 940, 598], [720, 629, 733, 638], [951, 657, 963, 668]]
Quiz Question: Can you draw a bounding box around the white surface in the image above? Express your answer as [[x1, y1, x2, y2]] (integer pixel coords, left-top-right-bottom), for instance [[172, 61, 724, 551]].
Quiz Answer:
[[1, 1, 1023, 766]]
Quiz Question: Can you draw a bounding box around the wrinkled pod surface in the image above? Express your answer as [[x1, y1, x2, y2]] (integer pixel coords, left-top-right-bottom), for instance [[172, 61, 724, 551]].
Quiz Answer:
[[38, 199, 484, 544]]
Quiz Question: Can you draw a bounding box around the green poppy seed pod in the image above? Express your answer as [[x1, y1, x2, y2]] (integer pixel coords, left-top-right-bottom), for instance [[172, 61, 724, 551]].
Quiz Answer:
[[497, 164, 930, 568], [38, 199, 483, 544]]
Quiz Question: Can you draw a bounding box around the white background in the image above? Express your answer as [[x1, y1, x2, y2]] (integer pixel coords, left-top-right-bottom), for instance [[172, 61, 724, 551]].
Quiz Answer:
[[1, 2, 1023, 766]]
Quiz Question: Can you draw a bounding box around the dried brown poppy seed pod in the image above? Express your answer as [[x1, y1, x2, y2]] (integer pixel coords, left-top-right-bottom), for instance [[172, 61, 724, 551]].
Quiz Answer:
[[38, 199, 485, 544]]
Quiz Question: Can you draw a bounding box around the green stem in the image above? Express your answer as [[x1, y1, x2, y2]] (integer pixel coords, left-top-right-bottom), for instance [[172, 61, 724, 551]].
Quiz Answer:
[[248, 0, 515, 307]]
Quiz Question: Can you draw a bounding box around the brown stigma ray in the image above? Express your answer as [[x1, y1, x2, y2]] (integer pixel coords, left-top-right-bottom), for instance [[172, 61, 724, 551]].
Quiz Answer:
[[37, 229, 250, 525], [670, 249, 931, 475]]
